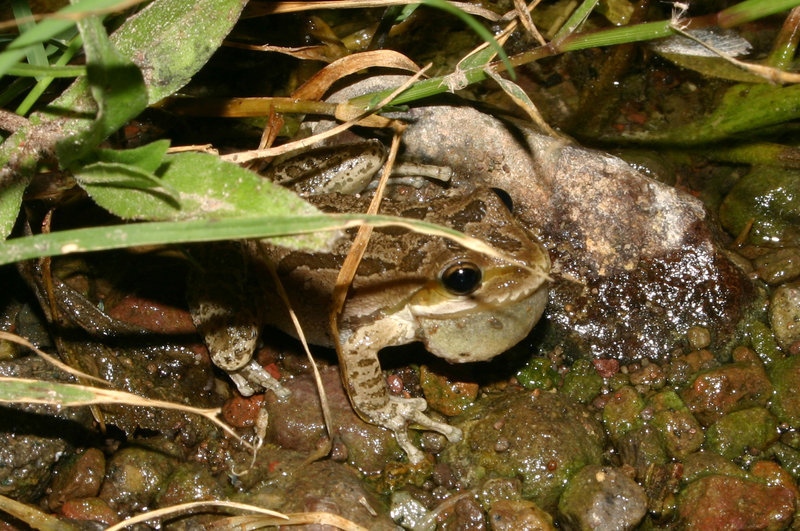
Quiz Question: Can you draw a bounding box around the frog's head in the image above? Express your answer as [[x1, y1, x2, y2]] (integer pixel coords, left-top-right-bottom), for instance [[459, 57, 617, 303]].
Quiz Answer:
[[407, 188, 550, 363]]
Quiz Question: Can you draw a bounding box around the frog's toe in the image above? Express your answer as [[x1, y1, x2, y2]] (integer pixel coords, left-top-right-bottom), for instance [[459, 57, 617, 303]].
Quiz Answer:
[[230, 359, 290, 399], [393, 429, 426, 465], [382, 396, 462, 462]]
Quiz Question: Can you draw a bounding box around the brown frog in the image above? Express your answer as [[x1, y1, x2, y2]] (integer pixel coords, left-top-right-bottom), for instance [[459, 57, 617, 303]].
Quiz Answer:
[[188, 141, 550, 463]]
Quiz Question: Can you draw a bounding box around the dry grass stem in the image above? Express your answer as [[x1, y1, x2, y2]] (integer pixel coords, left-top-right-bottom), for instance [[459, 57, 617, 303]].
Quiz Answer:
[[247, 0, 501, 22], [0, 330, 107, 384], [261, 254, 335, 459], [105, 501, 288, 531], [0, 493, 77, 531], [220, 63, 428, 164], [671, 25, 800, 84], [0, 376, 252, 449], [513, 0, 547, 45]]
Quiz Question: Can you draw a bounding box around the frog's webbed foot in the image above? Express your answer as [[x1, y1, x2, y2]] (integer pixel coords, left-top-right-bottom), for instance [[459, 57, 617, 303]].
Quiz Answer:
[[229, 359, 290, 399], [378, 396, 462, 464]]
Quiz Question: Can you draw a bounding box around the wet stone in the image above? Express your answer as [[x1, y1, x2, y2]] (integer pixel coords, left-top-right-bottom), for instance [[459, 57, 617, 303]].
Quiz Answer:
[[558, 465, 647, 531], [0, 357, 94, 502], [154, 462, 225, 508], [441, 390, 605, 510], [719, 165, 800, 247], [442, 496, 487, 530], [98, 446, 177, 516], [677, 474, 795, 530], [754, 247, 800, 285], [59, 497, 120, 527], [264, 365, 403, 474], [680, 452, 750, 485], [477, 477, 523, 509], [770, 281, 800, 352], [488, 500, 555, 531], [680, 362, 772, 426], [602, 386, 646, 442], [250, 459, 398, 530], [47, 448, 106, 511], [317, 76, 756, 364], [705, 407, 779, 460], [769, 355, 800, 426], [648, 390, 703, 459], [615, 426, 668, 480]]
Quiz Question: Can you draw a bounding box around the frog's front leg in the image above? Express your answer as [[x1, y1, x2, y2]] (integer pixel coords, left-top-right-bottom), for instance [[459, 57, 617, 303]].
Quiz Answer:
[[338, 319, 462, 464]]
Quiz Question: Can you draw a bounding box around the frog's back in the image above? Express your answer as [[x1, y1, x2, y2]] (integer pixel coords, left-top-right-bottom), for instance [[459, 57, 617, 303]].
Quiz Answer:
[[259, 187, 550, 356]]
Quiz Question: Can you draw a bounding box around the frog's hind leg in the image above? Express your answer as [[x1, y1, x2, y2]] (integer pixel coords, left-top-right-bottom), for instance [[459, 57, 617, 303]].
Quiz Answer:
[[187, 242, 290, 399]]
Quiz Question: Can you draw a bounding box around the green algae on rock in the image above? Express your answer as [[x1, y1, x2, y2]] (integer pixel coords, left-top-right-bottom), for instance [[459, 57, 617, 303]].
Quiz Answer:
[[441, 390, 605, 511], [720, 166, 800, 247], [705, 407, 780, 460], [769, 355, 800, 426], [648, 390, 704, 459]]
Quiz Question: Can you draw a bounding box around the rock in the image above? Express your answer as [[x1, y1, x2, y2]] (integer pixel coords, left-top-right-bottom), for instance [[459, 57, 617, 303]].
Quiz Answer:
[[316, 75, 755, 363], [59, 497, 120, 526], [478, 477, 524, 508], [558, 465, 647, 531], [251, 459, 398, 530], [47, 448, 106, 511], [390, 490, 434, 530], [719, 166, 800, 247], [98, 446, 177, 516], [769, 354, 800, 426], [442, 496, 487, 530], [771, 281, 800, 352], [441, 389, 605, 510], [754, 247, 800, 285], [0, 357, 94, 502], [264, 365, 404, 474], [602, 386, 645, 442], [515, 356, 559, 391], [677, 474, 795, 530], [614, 426, 667, 480], [488, 500, 555, 531], [154, 462, 225, 507], [420, 364, 480, 416], [647, 390, 703, 459], [680, 452, 749, 484], [561, 359, 603, 404], [680, 362, 772, 426], [705, 407, 779, 460], [17, 258, 226, 438], [750, 460, 800, 503]]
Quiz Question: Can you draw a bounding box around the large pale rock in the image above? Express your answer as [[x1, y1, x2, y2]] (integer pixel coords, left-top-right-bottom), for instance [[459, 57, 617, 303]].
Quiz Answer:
[[316, 76, 755, 362]]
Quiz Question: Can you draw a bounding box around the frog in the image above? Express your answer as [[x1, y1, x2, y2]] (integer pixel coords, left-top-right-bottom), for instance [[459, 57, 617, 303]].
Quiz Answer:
[[187, 140, 551, 463]]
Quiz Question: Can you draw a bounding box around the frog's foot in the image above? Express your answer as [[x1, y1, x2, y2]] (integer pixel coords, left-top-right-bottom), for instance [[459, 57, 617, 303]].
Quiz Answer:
[[229, 359, 290, 399], [378, 396, 462, 464]]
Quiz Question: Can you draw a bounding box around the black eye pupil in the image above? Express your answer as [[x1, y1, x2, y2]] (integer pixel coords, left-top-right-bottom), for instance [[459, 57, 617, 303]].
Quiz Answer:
[[441, 262, 482, 295]]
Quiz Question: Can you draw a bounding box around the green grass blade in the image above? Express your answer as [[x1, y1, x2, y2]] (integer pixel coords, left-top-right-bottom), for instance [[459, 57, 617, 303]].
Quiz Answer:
[[422, 0, 515, 79], [0, 214, 465, 266]]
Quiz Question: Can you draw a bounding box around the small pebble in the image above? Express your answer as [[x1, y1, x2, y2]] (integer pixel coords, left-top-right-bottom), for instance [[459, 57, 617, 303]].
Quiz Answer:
[[687, 326, 711, 350]]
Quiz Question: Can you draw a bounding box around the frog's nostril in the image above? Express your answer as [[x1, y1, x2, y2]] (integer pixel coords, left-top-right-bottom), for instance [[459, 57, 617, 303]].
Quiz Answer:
[[491, 188, 514, 212]]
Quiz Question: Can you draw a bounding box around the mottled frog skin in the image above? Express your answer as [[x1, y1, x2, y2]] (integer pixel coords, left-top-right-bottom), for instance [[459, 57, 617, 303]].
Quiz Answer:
[[188, 141, 550, 463]]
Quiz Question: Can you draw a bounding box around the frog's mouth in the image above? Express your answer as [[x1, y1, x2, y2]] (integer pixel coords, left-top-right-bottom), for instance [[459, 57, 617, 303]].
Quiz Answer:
[[414, 286, 548, 363]]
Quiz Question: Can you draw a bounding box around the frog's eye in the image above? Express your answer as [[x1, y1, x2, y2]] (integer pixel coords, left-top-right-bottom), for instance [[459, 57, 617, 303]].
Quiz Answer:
[[440, 262, 482, 296]]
